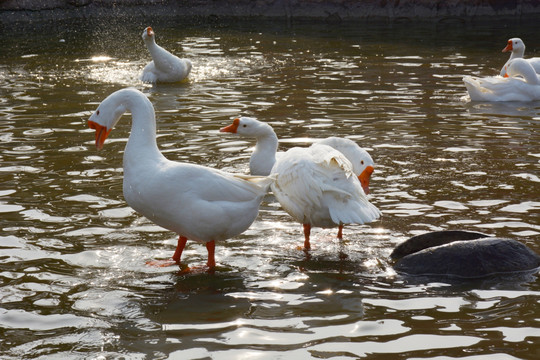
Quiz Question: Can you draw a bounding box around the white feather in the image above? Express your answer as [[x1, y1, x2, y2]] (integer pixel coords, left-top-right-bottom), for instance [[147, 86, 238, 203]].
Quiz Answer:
[[88, 89, 273, 246], [140, 27, 191, 83]]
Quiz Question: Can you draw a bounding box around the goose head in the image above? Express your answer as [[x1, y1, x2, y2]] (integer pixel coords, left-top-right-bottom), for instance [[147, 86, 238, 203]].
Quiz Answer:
[[502, 38, 525, 57], [88, 90, 130, 150], [341, 145, 375, 195], [220, 117, 274, 138], [142, 26, 155, 43], [316, 137, 375, 194]]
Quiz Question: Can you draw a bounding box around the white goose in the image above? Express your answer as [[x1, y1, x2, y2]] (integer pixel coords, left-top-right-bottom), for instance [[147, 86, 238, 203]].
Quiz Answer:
[[140, 27, 192, 83], [87, 89, 273, 270], [316, 136, 376, 195], [506, 58, 540, 84], [220, 117, 380, 250], [464, 58, 540, 102], [500, 38, 540, 77]]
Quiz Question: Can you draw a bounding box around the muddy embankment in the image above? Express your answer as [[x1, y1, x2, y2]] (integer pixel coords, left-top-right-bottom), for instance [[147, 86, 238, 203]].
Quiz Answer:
[[2, 0, 540, 24]]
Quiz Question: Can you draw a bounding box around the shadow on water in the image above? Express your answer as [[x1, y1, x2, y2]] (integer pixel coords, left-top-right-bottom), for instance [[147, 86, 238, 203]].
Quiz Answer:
[[463, 100, 540, 117], [396, 270, 540, 290]]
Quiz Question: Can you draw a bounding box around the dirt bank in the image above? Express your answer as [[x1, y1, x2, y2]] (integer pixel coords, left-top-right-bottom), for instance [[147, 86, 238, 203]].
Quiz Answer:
[[2, 0, 540, 23]]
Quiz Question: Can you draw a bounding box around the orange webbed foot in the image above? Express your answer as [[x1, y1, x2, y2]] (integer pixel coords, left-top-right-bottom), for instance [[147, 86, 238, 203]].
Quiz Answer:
[[177, 264, 216, 275]]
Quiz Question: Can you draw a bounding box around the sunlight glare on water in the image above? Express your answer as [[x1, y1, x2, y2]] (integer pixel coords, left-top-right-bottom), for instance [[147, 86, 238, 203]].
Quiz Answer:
[[0, 17, 538, 359]]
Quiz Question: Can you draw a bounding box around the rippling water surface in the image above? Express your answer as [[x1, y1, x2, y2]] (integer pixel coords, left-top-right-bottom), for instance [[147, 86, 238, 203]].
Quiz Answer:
[[0, 17, 539, 359]]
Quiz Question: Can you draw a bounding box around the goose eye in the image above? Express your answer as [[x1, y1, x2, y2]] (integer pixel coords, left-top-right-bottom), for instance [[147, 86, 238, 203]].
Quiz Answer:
[[96, 110, 100, 116], [243, 124, 247, 127], [361, 160, 364, 165]]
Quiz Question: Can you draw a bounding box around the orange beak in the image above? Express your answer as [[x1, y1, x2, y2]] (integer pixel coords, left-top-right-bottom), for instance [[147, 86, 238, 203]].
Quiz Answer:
[[88, 120, 111, 150], [358, 165, 374, 195], [502, 40, 512, 52], [220, 118, 240, 133], [147, 27, 154, 37]]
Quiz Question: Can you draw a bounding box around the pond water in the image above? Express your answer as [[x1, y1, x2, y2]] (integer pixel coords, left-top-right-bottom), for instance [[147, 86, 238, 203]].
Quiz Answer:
[[0, 16, 539, 359]]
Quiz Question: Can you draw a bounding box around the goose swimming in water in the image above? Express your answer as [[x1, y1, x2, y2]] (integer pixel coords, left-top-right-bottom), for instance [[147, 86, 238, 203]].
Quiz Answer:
[[463, 58, 540, 101], [140, 26, 192, 83], [500, 37, 540, 77]]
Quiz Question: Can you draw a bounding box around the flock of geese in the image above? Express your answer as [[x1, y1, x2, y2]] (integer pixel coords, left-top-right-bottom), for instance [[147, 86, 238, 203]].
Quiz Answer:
[[463, 37, 540, 101], [88, 28, 539, 273]]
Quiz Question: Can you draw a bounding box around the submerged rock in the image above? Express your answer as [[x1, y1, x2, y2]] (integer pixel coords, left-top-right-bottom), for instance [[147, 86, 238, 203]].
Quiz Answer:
[[391, 231, 540, 278]]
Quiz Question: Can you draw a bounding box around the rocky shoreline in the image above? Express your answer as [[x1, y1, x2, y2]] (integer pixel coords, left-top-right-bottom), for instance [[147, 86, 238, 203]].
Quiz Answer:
[[2, 0, 540, 23]]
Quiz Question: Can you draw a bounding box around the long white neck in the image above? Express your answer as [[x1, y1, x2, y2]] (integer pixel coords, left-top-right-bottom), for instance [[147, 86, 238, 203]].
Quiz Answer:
[[509, 52, 520, 61], [508, 59, 540, 85], [511, 47, 525, 60], [120, 91, 163, 163], [250, 130, 278, 176], [501, 48, 526, 76], [144, 38, 169, 67]]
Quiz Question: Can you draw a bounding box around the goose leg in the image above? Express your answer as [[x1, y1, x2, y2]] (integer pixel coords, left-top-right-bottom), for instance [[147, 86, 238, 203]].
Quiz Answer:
[[337, 224, 343, 239], [146, 235, 188, 267], [303, 224, 311, 250], [337, 224, 349, 260], [206, 240, 216, 269], [172, 236, 188, 263]]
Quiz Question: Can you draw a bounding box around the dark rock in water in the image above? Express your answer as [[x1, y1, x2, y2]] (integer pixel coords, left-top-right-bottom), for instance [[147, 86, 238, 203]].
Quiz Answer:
[[390, 230, 490, 260], [392, 231, 540, 278]]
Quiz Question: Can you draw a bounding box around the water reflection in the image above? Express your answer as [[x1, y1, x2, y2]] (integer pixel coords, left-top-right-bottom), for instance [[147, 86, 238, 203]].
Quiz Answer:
[[0, 18, 538, 359]]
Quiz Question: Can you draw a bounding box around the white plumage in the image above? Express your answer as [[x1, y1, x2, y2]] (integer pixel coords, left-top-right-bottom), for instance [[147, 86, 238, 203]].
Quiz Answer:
[[88, 89, 273, 270], [271, 145, 381, 229], [220, 117, 380, 249], [140, 27, 192, 83], [464, 58, 540, 102], [500, 38, 540, 77]]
